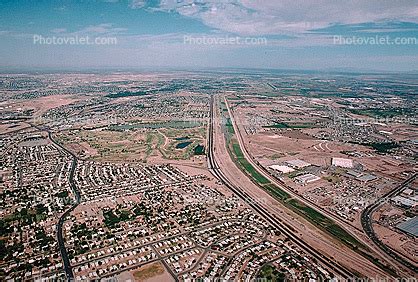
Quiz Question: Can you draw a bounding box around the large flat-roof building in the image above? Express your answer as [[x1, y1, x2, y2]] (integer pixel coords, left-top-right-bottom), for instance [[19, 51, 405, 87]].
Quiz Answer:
[[391, 196, 416, 209], [357, 174, 377, 182], [332, 157, 353, 168], [285, 159, 311, 169], [269, 165, 295, 174], [295, 173, 321, 184], [396, 217, 418, 237]]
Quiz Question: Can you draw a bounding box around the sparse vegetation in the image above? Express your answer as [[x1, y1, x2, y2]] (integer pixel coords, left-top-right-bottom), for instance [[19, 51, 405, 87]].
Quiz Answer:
[[231, 142, 270, 184]]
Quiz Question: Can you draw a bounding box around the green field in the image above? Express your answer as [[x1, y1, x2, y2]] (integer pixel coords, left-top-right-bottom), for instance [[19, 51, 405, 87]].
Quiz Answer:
[[225, 118, 235, 134], [109, 120, 202, 131], [348, 107, 416, 118], [264, 184, 290, 201], [264, 122, 314, 129], [106, 90, 149, 98], [257, 264, 285, 282], [368, 142, 400, 153], [232, 142, 270, 184]]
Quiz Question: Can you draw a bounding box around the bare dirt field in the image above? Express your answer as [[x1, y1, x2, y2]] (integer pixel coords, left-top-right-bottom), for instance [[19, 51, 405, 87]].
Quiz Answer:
[[7, 94, 83, 117], [116, 262, 174, 282], [0, 122, 31, 135], [213, 97, 391, 278]]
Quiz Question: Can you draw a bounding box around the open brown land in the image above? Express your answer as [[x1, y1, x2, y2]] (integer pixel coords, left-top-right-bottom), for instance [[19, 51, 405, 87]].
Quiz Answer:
[[214, 97, 393, 278], [1, 72, 416, 281]]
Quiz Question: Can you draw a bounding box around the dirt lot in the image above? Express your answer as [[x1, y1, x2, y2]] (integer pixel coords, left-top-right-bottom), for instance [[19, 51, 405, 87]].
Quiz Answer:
[[373, 204, 418, 265], [116, 262, 174, 282], [5, 94, 83, 117]]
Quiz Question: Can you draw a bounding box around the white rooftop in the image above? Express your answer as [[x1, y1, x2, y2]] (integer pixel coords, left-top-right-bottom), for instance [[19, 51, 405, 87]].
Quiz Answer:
[[295, 173, 321, 184], [332, 157, 353, 168], [285, 159, 311, 168], [269, 165, 295, 174]]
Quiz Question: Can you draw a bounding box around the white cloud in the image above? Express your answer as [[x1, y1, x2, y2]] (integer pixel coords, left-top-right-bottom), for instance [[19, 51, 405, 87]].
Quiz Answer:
[[0, 30, 11, 36], [131, 0, 147, 9], [78, 23, 128, 35], [0, 24, 127, 42], [136, 0, 418, 35]]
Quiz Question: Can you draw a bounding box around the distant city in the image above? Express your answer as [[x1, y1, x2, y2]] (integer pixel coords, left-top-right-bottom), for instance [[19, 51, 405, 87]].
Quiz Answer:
[[0, 70, 416, 281], [1, 0, 418, 281]]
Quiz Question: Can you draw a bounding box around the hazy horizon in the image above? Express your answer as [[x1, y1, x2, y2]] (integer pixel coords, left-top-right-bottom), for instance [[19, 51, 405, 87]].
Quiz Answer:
[[1, 0, 418, 71]]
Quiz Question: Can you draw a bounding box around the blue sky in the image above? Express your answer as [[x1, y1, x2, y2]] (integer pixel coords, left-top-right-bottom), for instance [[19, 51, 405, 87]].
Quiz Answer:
[[0, 0, 417, 71]]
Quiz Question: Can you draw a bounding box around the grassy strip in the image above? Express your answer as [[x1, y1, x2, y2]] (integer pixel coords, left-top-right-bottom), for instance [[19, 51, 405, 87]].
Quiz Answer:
[[225, 118, 235, 134], [263, 184, 291, 201], [287, 199, 364, 248], [232, 142, 270, 184], [263, 122, 314, 129], [229, 140, 367, 251]]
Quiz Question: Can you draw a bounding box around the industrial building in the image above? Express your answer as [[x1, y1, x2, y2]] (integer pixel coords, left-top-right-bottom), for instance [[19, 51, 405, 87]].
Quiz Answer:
[[285, 159, 311, 169], [331, 157, 353, 168], [269, 165, 295, 174], [295, 174, 321, 185], [396, 217, 418, 237]]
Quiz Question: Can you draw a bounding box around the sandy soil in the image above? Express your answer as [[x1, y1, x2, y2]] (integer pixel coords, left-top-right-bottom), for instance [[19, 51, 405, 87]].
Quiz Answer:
[[373, 223, 417, 265], [373, 204, 418, 265], [0, 122, 31, 135], [213, 97, 392, 278], [7, 94, 82, 117], [116, 262, 174, 282]]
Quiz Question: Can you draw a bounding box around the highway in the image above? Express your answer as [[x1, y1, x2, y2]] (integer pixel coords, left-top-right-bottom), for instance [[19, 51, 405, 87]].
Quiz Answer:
[[206, 96, 353, 279], [31, 123, 81, 281], [223, 97, 364, 234], [223, 96, 414, 275], [31, 97, 415, 280], [361, 173, 417, 274], [48, 130, 81, 280]]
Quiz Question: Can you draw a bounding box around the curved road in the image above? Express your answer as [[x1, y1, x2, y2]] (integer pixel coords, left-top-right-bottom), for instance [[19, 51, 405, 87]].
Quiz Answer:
[[48, 131, 81, 280], [223, 96, 414, 275], [361, 173, 417, 274], [207, 96, 353, 279], [31, 123, 81, 280]]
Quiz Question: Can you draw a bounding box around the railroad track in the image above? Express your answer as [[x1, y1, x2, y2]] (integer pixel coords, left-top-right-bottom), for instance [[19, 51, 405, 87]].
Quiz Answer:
[[223, 98, 416, 276], [206, 96, 353, 279]]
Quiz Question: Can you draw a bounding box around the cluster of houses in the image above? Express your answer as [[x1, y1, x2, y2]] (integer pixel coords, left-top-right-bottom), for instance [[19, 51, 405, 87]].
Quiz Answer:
[[1, 133, 74, 281]]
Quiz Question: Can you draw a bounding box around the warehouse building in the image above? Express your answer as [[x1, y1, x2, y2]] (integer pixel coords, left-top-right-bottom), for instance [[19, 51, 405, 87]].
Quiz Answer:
[[396, 217, 418, 237]]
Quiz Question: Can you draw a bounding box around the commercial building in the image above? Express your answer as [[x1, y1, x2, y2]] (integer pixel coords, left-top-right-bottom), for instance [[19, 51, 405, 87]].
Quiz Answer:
[[285, 159, 311, 169], [391, 196, 416, 209], [269, 165, 295, 174], [332, 157, 353, 168], [396, 217, 418, 237], [295, 174, 321, 184]]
